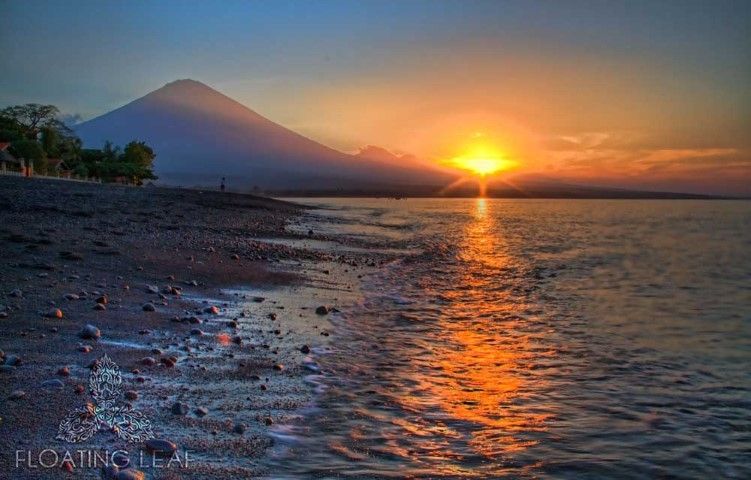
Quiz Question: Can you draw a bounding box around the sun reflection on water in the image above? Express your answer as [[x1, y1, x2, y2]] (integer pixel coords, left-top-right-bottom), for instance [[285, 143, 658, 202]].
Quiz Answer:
[[399, 198, 550, 466]]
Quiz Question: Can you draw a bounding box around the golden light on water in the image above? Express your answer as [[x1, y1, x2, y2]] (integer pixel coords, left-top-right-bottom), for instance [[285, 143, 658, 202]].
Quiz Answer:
[[395, 199, 551, 474]]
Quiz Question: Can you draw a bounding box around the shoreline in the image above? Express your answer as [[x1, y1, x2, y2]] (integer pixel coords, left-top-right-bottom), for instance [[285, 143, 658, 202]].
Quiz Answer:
[[0, 176, 377, 478]]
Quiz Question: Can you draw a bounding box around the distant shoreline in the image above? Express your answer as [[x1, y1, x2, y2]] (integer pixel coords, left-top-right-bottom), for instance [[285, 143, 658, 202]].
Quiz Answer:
[[269, 191, 738, 200]]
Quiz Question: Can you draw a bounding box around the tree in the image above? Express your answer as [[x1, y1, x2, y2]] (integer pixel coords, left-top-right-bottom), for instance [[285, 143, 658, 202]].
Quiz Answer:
[[58, 133, 82, 164], [9, 139, 45, 161], [9, 139, 47, 173], [0, 104, 61, 140], [40, 126, 61, 157], [79, 148, 106, 178], [72, 163, 89, 177], [120, 141, 157, 184], [0, 115, 23, 142], [102, 140, 120, 162]]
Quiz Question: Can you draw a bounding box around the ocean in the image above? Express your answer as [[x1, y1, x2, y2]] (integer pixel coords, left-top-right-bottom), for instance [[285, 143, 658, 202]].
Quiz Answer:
[[269, 198, 751, 479]]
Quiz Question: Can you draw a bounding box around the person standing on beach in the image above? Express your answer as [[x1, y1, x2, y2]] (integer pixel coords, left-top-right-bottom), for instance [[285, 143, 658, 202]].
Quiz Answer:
[[220, 177, 226, 192]]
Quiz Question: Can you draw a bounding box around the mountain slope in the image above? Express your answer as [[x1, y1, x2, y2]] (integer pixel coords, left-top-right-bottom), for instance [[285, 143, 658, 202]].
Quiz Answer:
[[75, 79, 452, 189]]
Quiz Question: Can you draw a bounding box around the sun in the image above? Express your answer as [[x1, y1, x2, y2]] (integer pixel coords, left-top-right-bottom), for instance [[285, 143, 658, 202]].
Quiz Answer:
[[453, 156, 515, 176], [446, 140, 518, 177]]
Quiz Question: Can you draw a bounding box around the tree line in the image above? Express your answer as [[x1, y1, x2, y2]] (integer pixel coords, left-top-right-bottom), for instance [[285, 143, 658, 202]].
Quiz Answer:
[[0, 103, 157, 184]]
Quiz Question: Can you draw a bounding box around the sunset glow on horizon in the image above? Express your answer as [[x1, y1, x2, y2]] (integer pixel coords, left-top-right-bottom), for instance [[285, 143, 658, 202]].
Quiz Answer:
[[445, 138, 519, 178], [1, 1, 749, 195]]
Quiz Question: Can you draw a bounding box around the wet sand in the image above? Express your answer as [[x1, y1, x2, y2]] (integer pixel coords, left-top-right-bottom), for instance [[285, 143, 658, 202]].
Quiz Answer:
[[0, 176, 373, 479]]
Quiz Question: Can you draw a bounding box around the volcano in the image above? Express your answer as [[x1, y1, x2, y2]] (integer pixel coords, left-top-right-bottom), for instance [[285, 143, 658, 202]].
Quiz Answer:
[[75, 79, 452, 190]]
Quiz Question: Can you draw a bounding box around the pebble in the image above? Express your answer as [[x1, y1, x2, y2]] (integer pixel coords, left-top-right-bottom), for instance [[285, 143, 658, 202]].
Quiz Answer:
[[146, 285, 159, 294], [45, 308, 64, 318], [233, 423, 247, 434], [264, 417, 274, 426], [190, 329, 203, 336], [171, 402, 189, 415], [79, 345, 93, 353], [195, 406, 209, 417], [64, 293, 80, 301], [9, 389, 26, 400], [9, 289, 23, 298], [160, 357, 176, 368], [42, 379, 65, 389], [165, 286, 181, 295], [204, 305, 219, 314], [142, 303, 156, 312], [57, 366, 70, 376], [4, 354, 21, 366], [96, 295, 108, 304], [144, 439, 177, 455], [141, 357, 156, 366], [74, 384, 85, 394], [230, 253, 240, 260], [300, 345, 311, 354], [273, 364, 284, 371], [94, 303, 106, 311], [116, 469, 145, 480], [79, 324, 101, 340], [124, 390, 138, 401], [315, 305, 329, 315]]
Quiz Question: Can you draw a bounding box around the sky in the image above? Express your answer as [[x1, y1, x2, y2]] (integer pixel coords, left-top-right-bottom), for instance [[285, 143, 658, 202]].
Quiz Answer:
[[1, 0, 750, 194]]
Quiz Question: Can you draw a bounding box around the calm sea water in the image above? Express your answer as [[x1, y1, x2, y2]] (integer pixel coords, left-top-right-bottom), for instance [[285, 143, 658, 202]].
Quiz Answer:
[[270, 199, 751, 479]]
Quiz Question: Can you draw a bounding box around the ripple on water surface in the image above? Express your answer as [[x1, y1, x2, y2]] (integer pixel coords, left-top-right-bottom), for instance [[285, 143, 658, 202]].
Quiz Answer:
[[267, 199, 751, 479]]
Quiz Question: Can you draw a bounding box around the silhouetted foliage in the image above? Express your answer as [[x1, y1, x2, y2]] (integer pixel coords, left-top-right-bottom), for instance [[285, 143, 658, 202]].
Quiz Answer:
[[0, 104, 61, 140], [76, 141, 157, 184], [1, 103, 157, 183], [9, 139, 45, 161]]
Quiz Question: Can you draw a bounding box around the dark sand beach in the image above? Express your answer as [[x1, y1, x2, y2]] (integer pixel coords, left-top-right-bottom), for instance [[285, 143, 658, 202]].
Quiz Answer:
[[0, 176, 376, 479]]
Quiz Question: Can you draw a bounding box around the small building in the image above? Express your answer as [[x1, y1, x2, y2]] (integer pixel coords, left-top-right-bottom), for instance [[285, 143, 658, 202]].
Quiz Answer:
[[47, 158, 72, 178]]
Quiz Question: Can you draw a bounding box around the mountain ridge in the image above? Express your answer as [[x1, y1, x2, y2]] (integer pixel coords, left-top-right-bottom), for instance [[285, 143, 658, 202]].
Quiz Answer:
[[75, 79, 453, 189]]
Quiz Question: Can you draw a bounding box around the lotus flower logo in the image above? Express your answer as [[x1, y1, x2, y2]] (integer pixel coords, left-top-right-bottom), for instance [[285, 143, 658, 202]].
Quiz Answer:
[[57, 355, 154, 443]]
